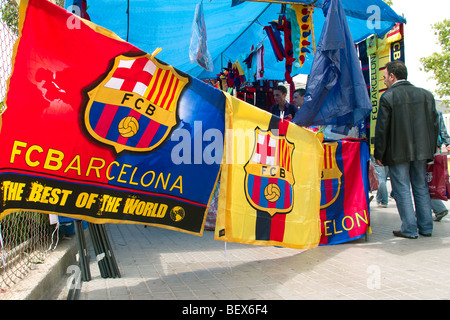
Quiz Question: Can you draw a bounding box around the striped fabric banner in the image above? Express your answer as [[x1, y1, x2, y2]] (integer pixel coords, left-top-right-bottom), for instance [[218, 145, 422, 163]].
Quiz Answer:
[[215, 93, 323, 249], [89, 102, 168, 149], [319, 139, 370, 245], [1, 0, 225, 235]]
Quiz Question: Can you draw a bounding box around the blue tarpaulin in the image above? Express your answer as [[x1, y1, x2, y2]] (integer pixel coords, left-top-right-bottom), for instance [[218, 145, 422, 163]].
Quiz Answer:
[[292, 0, 372, 130], [65, 0, 406, 80]]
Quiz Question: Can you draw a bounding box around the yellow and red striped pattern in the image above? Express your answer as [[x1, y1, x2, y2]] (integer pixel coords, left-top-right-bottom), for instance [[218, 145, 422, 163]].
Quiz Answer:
[[215, 93, 323, 249], [278, 138, 292, 172], [145, 67, 182, 112], [323, 144, 334, 169]]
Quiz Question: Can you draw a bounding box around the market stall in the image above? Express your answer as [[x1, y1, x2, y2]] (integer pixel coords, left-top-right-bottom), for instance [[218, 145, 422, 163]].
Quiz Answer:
[[63, 0, 407, 245], [73, 0, 405, 78], [1, 0, 407, 249], [69, 0, 405, 109]]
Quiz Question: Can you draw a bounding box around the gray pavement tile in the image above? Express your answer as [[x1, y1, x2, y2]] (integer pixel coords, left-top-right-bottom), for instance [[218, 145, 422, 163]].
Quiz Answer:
[[41, 192, 450, 301]]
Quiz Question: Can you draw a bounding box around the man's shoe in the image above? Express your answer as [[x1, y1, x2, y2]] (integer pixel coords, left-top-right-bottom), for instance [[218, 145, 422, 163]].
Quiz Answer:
[[419, 231, 432, 237], [434, 210, 448, 222], [377, 203, 388, 208], [393, 230, 418, 239]]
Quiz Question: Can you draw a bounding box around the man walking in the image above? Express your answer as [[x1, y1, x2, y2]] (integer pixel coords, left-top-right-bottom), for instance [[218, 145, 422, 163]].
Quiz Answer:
[[374, 61, 439, 239]]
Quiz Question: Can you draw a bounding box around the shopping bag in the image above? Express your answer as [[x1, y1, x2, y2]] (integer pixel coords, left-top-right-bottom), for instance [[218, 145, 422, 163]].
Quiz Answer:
[[427, 154, 449, 201], [368, 161, 379, 191]]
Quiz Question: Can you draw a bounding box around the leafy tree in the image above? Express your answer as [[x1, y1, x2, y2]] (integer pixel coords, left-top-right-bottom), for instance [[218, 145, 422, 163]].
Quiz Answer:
[[1, 0, 64, 35], [0, 0, 19, 35], [420, 19, 450, 104]]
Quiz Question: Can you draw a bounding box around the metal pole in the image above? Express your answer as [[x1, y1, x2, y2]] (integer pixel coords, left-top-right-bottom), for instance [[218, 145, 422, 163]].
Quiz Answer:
[[98, 224, 121, 278], [88, 223, 120, 278], [88, 223, 109, 278], [126, 0, 130, 42], [74, 220, 91, 282]]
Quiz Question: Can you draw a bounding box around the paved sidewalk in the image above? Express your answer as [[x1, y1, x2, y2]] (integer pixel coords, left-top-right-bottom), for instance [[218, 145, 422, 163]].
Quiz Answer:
[[58, 198, 450, 300]]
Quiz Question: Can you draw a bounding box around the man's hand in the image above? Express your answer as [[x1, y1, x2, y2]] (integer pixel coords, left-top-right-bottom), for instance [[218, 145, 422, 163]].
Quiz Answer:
[[375, 159, 384, 166]]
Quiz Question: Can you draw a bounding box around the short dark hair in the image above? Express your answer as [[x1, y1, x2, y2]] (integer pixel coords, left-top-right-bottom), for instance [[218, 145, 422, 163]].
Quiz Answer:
[[274, 85, 287, 95], [294, 88, 306, 96], [385, 60, 407, 80]]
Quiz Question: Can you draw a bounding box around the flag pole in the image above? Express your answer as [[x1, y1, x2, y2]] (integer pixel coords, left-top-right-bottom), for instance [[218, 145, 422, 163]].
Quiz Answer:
[[74, 220, 91, 282]]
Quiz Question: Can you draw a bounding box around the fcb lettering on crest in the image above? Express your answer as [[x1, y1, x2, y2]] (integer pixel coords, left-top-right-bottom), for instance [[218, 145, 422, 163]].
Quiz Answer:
[[85, 54, 190, 153], [244, 128, 295, 216]]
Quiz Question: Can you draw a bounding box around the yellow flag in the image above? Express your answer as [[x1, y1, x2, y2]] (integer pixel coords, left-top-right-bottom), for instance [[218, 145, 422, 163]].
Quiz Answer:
[[368, 34, 390, 155], [215, 94, 324, 249]]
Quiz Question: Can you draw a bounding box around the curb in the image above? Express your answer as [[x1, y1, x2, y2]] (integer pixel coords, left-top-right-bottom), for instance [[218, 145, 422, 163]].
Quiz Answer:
[[1, 236, 78, 300]]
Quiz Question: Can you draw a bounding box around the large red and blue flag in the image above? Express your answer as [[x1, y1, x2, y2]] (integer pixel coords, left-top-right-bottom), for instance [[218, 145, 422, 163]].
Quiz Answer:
[[0, 0, 224, 235], [319, 138, 371, 245]]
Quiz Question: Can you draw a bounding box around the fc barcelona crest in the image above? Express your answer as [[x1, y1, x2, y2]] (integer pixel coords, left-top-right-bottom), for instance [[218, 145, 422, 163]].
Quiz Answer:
[[244, 128, 295, 216], [85, 54, 190, 153], [320, 142, 343, 209]]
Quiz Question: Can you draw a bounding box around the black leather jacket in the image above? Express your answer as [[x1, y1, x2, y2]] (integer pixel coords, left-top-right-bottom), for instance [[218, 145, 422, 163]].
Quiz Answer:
[[374, 81, 439, 166]]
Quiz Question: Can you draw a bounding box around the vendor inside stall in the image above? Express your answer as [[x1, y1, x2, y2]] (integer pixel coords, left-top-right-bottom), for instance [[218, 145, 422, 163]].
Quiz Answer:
[[270, 85, 297, 120]]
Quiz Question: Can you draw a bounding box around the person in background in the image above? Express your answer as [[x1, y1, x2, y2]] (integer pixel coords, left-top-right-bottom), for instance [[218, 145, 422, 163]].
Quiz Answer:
[[270, 85, 297, 120], [374, 60, 439, 239], [292, 88, 321, 133], [371, 156, 389, 208], [293, 88, 306, 108], [431, 112, 450, 222]]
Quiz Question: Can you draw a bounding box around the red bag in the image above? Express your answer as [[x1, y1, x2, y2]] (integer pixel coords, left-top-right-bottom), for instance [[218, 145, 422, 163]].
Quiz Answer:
[[369, 162, 379, 191], [427, 154, 450, 201]]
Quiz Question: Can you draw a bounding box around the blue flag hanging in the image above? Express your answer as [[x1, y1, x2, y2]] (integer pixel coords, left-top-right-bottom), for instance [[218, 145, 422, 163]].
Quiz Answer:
[[292, 0, 372, 131]]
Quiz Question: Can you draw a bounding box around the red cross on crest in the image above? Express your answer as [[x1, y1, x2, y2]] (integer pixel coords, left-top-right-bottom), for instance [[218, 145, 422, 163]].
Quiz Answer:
[[85, 54, 190, 153]]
